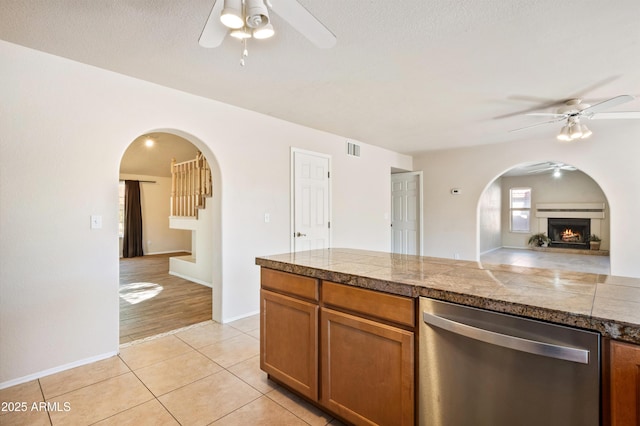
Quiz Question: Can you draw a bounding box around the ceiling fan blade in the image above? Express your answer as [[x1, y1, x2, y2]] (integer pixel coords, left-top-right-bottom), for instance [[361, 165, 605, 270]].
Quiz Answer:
[[493, 101, 567, 120], [527, 167, 553, 174], [269, 0, 336, 48], [199, 0, 227, 48], [566, 75, 622, 99], [581, 95, 635, 115], [509, 117, 567, 132], [525, 113, 567, 117], [589, 111, 640, 120]]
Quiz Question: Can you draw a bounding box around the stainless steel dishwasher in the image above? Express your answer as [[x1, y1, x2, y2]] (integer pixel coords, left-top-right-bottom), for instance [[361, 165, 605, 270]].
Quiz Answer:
[[419, 298, 600, 426]]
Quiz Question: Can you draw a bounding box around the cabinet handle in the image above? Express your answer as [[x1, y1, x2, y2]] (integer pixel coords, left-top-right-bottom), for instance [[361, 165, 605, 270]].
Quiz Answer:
[[296, 232, 307, 237], [422, 311, 590, 364]]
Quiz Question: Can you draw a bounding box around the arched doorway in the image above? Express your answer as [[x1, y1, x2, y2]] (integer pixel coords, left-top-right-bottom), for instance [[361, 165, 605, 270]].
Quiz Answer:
[[118, 130, 221, 343], [478, 161, 610, 274]]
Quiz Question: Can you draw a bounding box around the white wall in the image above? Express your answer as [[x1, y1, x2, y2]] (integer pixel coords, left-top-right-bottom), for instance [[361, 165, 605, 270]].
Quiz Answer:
[[119, 174, 191, 256], [478, 178, 501, 254], [500, 171, 609, 250], [169, 201, 214, 285], [0, 41, 411, 386], [414, 128, 640, 277]]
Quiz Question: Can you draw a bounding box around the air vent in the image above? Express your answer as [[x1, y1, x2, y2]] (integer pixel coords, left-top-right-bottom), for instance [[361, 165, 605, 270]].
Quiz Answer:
[[346, 141, 361, 157]]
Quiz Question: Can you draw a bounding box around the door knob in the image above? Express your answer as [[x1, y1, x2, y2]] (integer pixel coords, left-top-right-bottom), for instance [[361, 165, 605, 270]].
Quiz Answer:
[[296, 232, 307, 237]]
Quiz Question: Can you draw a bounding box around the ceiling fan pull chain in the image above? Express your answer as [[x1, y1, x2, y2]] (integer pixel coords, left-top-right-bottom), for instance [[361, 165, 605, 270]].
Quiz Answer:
[[240, 38, 249, 67]]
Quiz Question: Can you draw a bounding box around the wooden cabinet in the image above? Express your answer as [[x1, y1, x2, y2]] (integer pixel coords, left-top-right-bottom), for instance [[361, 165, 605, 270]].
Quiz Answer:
[[260, 269, 415, 426], [260, 269, 319, 399], [320, 308, 414, 425], [609, 339, 640, 426]]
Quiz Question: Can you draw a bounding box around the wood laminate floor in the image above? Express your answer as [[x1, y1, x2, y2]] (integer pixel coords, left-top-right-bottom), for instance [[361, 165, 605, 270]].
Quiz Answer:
[[119, 253, 212, 344]]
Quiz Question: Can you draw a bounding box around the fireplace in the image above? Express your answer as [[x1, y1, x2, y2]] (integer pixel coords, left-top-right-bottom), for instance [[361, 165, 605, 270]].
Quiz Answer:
[[548, 218, 590, 249]]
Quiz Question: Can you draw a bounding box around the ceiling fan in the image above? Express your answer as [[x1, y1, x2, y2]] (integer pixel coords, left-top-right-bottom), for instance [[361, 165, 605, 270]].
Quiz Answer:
[[199, 0, 336, 64], [527, 162, 576, 175], [504, 161, 578, 178], [510, 95, 640, 141], [506, 162, 577, 177]]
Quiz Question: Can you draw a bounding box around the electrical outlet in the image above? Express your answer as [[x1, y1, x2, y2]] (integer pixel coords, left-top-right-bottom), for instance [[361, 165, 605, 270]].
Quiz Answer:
[[264, 213, 270, 223]]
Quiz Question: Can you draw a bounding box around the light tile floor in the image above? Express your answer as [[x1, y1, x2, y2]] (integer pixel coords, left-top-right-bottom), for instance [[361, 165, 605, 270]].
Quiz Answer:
[[480, 247, 610, 275], [0, 315, 346, 426]]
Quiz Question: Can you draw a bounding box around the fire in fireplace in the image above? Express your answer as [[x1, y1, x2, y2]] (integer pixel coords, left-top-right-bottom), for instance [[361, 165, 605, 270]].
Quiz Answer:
[[548, 218, 590, 249], [561, 228, 581, 242]]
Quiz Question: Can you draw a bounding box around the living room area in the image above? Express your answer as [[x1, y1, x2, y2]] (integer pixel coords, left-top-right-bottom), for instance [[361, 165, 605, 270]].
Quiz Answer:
[[479, 161, 610, 275]]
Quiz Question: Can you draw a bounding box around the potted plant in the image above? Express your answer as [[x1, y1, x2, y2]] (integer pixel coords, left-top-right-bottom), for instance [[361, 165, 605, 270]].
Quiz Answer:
[[528, 233, 551, 247], [588, 234, 601, 251]]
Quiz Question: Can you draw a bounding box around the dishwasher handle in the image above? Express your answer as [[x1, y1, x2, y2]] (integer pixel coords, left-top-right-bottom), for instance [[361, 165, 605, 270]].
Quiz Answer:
[[422, 311, 590, 364]]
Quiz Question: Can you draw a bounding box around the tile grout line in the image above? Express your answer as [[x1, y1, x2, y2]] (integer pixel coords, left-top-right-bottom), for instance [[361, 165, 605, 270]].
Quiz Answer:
[[36, 378, 54, 426]]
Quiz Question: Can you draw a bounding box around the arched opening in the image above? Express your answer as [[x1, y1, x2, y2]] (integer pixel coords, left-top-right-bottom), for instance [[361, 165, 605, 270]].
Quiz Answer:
[[478, 161, 610, 274], [118, 130, 222, 343]]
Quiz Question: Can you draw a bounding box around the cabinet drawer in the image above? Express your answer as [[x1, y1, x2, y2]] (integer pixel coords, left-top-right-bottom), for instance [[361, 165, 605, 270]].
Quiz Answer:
[[322, 281, 415, 328], [261, 268, 319, 302]]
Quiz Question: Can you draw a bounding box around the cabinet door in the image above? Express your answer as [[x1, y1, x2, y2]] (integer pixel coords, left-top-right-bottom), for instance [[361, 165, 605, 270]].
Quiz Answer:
[[320, 307, 414, 426], [260, 289, 318, 400], [610, 340, 640, 425]]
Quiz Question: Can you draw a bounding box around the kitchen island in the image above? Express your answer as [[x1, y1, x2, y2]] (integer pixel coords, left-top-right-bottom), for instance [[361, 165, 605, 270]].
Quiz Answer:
[[256, 248, 640, 425]]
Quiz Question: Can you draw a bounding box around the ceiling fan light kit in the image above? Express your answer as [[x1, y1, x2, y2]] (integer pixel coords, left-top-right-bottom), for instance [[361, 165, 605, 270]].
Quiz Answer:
[[217, 0, 276, 65], [199, 0, 337, 65], [557, 120, 592, 142], [220, 0, 273, 36]]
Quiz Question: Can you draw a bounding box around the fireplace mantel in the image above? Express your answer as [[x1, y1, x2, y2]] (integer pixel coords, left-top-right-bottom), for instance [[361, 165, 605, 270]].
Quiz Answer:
[[535, 203, 605, 219]]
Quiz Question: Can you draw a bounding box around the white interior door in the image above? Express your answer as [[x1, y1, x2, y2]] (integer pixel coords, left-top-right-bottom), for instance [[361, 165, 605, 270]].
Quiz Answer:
[[391, 172, 422, 255], [292, 149, 331, 252]]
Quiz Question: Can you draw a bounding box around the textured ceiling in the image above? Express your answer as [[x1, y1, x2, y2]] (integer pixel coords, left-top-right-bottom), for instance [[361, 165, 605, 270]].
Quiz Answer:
[[120, 133, 201, 177], [1, 0, 639, 155]]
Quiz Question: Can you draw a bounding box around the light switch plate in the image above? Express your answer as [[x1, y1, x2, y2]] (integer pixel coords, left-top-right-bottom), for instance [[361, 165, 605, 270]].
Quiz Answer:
[[90, 215, 102, 229]]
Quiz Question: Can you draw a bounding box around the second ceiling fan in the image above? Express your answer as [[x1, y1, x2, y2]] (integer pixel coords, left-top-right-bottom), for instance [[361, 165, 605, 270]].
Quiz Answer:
[[511, 95, 640, 141]]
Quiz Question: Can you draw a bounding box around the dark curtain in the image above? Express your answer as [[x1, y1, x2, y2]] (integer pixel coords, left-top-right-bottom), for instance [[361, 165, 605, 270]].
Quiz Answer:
[[123, 180, 144, 258]]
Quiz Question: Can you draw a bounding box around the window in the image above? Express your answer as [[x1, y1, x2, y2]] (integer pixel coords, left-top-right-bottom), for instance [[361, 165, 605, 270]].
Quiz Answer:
[[118, 181, 125, 237], [510, 187, 531, 232]]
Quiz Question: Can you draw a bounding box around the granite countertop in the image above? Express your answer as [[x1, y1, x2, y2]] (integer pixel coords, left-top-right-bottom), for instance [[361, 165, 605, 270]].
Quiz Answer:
[[256, 248, 640, 345]]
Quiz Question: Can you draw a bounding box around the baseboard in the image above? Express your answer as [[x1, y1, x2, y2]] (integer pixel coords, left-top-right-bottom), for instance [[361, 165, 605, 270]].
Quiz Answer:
[[168, 271, 212, 288], [145, 250, 192, 256], [0, 350, 118, 390], [221, 309, 260, 324], [479, 247, 501, 256], [119, 250, 192, 259]]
